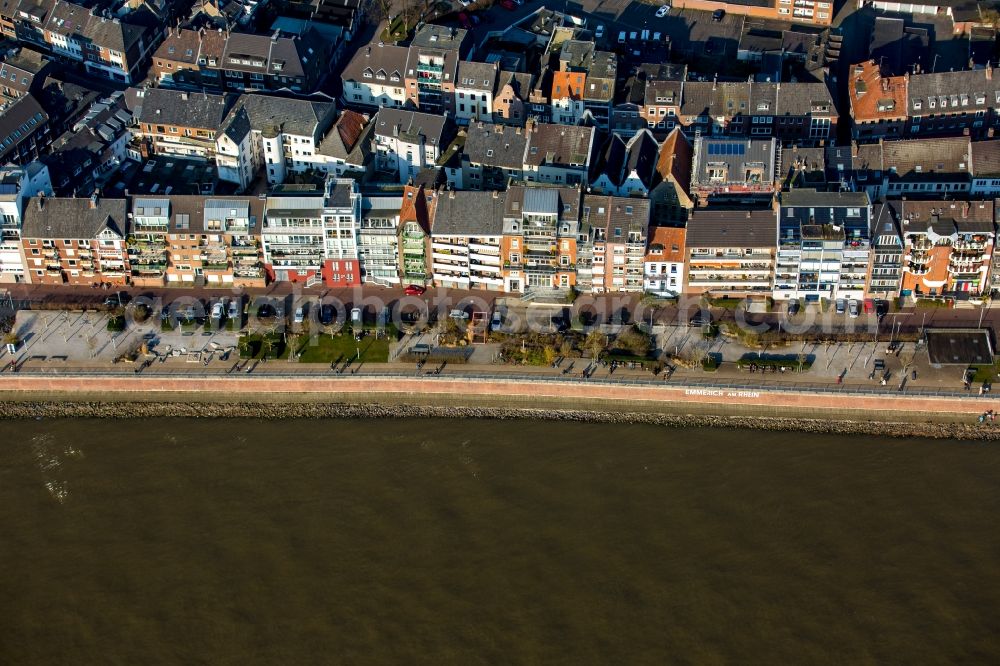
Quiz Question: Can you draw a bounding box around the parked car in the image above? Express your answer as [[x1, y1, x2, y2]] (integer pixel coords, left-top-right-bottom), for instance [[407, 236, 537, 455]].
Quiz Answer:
[[848, 299, 860, 318], [457, 11, 471, 28], [787, 300, 800, 316], [491, 311, 503, 331], [500, 0, 516, 10], [104, 291, 131, 307], [689, 309, 712, 327], [351, 307, 362, 326], [655, 4, 669, 17], [404, 284, 426, 296], [227, 298, 241, 321], [470, 13, 480, 24], [210, 302, 225, 323], [319, 304, 336, 326], [875, 300, 888, 319], [449, 309, 469, 320], [293, 304, 306, 325], [863, 298, 875, 314], [712, 8, 725, 20], [594, 24, 604, 39], [835, 298, 846, 315], [256, 303, 277, 320], [459, 0, 471, 5]]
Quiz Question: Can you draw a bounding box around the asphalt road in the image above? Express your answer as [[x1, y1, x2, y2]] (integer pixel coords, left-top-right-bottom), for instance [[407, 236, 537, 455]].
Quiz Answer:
[[4, 283, 1000, 336]]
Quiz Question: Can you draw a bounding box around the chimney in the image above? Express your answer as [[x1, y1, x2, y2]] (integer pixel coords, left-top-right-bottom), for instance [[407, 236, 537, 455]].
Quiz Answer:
[[963, 201, 969, 218], [37, 192, 45, 210], [987, 67, 993, 81], [90, 190, 99, 209]]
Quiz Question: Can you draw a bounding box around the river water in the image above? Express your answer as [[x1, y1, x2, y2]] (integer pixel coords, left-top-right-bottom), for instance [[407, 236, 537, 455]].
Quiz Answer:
[[2, 418, 999, 663]]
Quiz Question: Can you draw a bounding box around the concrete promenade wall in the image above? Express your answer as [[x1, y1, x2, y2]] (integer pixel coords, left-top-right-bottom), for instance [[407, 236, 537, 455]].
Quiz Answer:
[[1, 374, 997, 424]]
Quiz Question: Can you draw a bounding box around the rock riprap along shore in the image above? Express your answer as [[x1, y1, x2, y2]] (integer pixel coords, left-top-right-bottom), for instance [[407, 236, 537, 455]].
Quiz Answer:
[[2, 401, 998, 440]]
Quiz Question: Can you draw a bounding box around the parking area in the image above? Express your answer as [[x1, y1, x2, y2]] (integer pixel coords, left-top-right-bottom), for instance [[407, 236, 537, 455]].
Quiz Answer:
[[7, 311, 239, 365]]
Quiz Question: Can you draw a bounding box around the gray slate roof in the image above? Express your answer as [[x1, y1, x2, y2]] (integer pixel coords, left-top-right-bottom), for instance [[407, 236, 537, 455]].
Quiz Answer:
[[431, 190, 505, 235], [908, 68, 1000, 115], [524, 123, 594, 167], [971, 139, 1000, 178], [240, 94, 335, 138], [128, 87, 235, 130], [22, 197, 128, 239], [341, 41, 408, 83], [456, 60, 497, 91], [374, 108, 448, 146], [685, 209, 776, 248], [463, 122, 528, 169]]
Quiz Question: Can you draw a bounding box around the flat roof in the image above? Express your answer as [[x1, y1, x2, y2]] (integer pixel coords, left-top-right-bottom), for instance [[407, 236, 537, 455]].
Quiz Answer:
[[925, 328, 994, 365]]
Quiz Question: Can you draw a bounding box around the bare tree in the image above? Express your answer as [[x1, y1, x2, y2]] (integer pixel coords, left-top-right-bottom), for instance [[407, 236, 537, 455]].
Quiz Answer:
[[585, 331, 608, 359]]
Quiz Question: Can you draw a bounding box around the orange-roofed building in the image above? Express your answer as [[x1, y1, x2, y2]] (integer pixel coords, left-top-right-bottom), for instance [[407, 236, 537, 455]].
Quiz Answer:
[[848, 60, 908, 141], [397, 184, 437, 285], [550, 71, 586, 124], [651, 127, 694, 225], [644, 226, 686, 296]]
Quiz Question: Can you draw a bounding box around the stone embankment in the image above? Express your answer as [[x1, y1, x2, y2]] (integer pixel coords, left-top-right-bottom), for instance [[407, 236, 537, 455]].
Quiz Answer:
[[2, 401, 999, 441]]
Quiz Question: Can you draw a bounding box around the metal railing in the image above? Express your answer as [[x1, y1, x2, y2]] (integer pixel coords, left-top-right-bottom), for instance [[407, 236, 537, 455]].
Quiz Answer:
[[3, 365, 995, 401]]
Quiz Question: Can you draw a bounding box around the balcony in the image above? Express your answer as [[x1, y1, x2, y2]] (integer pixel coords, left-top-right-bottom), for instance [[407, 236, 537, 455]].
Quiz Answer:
[[953, 239, 987, 252], [948, 263, 982, 275], [469, 252, 501, 266], [432, 241, 468, 252]]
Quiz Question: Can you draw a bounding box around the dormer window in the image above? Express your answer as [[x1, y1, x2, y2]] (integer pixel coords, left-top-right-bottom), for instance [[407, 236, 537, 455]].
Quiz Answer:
[[912, 100, 922, 110], [928, 98, 936, 108]]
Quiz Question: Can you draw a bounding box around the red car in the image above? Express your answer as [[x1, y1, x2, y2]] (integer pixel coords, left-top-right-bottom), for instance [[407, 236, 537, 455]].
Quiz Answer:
[[404, 284, 426, 296], [500, 0, 516, 9], [457, 11, 472, 29]]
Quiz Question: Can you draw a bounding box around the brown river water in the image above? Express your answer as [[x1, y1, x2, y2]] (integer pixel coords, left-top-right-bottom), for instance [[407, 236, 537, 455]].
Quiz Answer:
[[1, 418, 999, 664]]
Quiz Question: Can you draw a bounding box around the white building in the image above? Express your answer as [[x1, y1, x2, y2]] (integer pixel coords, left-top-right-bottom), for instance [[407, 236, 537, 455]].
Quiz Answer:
[[358, 195, 402, 286], [454, 61, 498, 126], [523, 122, 595, 187], [0, 164, 52, 283], [373, 108, 450, 184], [340, 42, 409, 109], [643, 226, 685, 297], [430, 190, 506, 291]]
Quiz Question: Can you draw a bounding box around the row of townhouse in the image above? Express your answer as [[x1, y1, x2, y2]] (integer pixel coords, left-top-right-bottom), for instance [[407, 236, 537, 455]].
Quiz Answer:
[[1, 186, 270, 288], [150, 26, 332, 95], [340, 25, 838, 145], [639, 191, 1000, 303], [821, 137, 1000, 202], [6, 162, 1000, 301], [124, 87, 359, 190], [0, 0, 161, 84], [848, 60, 1000, 142], [0, 171, 362, 288]]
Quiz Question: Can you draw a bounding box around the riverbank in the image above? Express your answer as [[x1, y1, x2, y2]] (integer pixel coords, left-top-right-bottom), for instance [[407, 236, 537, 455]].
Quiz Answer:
[[3, 400, 1000, 440]]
